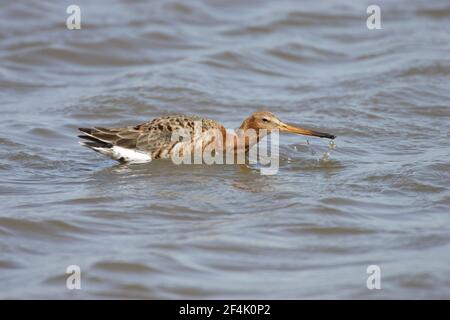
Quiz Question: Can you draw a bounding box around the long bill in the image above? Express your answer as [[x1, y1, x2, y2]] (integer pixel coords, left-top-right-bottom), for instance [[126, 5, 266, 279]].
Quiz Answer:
[[279, 122, 336, 139]]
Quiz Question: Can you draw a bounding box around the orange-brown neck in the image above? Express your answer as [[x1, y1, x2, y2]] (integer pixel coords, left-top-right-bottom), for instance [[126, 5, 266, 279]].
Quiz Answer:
[[239, 117, 252, 131], [237, 118, 268, 151]]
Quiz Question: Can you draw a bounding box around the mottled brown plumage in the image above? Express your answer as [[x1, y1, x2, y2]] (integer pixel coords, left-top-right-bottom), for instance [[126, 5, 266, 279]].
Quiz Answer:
[[79, 115, 227, 161]]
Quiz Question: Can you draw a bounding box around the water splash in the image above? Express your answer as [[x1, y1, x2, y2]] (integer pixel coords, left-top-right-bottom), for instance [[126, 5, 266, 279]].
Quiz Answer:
[[321, 140, 336, 162], [306, 139, 317, 156]]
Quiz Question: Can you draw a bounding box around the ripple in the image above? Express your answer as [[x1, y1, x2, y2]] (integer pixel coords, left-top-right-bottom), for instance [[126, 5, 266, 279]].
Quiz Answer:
[[93, 261, 158, 274], [0, 139, 23, 153], [398, 63, 450, 78], [287, 225, 375, 236], [223, 10, 360, 36], [0, 217, 87, 240], [6, 45, 154, 67], [416, 7, 450, 18], [266, 42, 347, 64], [201, 51, 289, 77], [0, 259, 22, 269]]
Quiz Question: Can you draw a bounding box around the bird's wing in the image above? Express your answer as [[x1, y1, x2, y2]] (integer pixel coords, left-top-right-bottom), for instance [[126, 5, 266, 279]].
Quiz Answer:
[[79, 115, 226, 159]]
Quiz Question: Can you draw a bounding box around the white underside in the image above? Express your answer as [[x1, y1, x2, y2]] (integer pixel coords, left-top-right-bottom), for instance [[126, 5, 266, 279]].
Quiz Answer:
[[80, 142, 152, 163]]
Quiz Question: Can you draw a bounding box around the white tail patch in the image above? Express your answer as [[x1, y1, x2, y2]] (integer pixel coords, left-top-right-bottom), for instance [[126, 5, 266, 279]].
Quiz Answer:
[[80, 142, 151, 163], [110, 146, 152, 163]]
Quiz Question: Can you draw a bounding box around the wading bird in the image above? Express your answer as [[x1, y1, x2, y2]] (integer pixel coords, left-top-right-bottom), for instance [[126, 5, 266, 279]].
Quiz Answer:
[[78, 111, 335, 163]]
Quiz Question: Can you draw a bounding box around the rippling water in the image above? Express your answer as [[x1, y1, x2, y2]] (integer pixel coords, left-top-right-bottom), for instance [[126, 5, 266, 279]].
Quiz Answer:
[[1, 0, 449, 299]]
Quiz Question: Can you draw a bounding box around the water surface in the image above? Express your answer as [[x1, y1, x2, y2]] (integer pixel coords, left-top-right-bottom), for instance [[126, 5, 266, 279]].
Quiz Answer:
[[0, 0, 449, 299]]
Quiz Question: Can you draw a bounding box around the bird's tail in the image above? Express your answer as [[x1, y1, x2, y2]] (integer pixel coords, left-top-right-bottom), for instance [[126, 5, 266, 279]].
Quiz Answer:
[[78, 128, 112, 148], [78, 128, 116, 157], [78, 127, 151, 163]]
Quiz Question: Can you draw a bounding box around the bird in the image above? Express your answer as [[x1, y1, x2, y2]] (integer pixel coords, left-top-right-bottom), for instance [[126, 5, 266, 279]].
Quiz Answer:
[[78, 111, 335, 163]]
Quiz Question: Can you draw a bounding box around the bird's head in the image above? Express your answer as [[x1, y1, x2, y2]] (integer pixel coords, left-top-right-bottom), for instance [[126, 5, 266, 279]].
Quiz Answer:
[[239, 111, 336, 139]]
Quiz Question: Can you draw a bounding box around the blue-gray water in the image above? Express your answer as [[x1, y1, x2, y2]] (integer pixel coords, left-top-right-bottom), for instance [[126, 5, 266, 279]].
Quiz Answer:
[[0, 0, 449, 299]]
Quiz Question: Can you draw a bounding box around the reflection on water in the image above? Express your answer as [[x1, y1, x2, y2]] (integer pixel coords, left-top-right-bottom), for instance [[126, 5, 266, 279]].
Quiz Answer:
[[0, 0, 450, 299]]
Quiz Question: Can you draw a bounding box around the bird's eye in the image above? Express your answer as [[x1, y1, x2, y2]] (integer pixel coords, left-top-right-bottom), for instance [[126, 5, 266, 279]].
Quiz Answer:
[[262, 118, 269, 123]]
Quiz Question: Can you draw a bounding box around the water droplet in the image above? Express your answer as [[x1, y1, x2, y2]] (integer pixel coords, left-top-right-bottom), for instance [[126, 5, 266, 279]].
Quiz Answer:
[[329, 140, 336, 150], [320, 140, 336, 162], [322, 151, 330, 162]]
